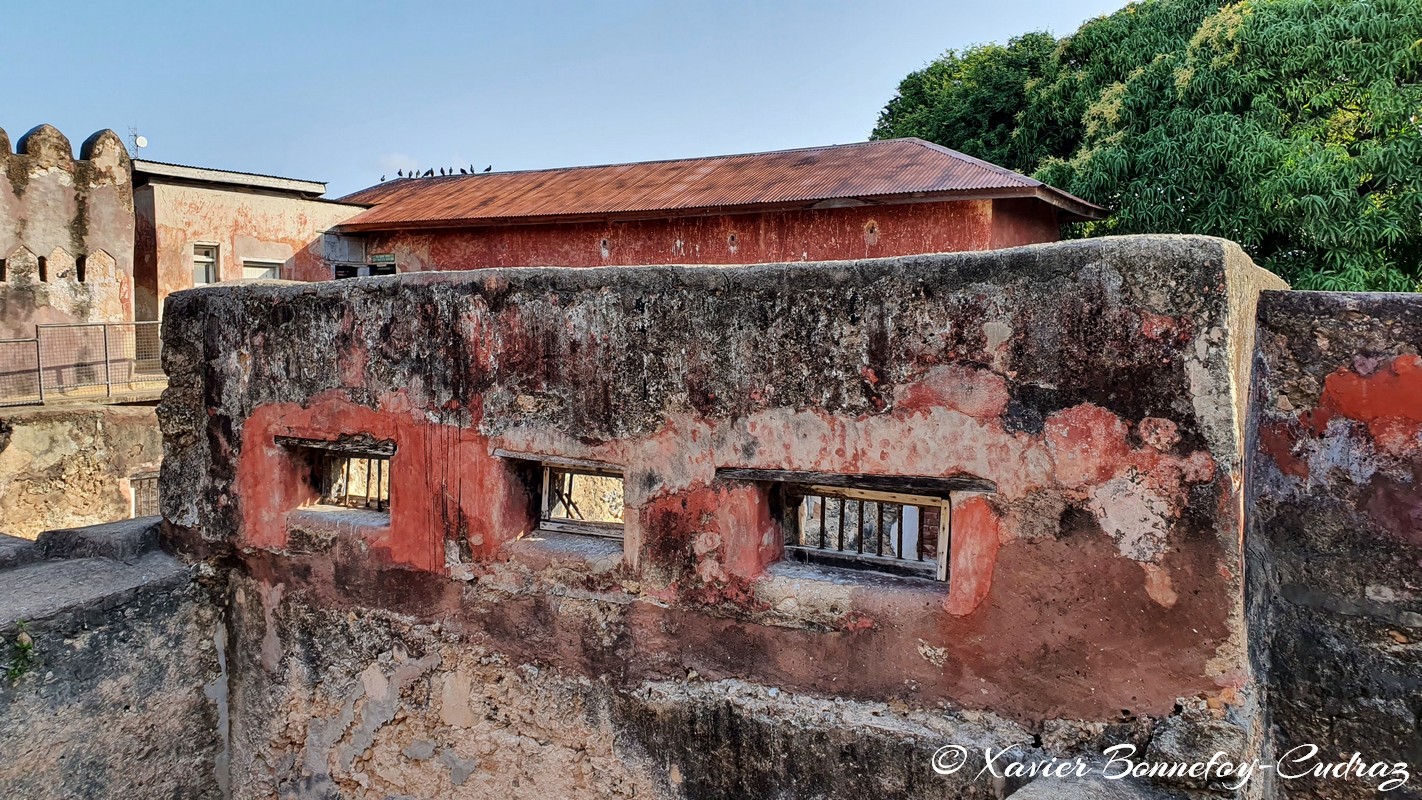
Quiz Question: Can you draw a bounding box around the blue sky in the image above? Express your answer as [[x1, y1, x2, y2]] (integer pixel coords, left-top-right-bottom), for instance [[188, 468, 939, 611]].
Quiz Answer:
[[2, 0, 1125, 197]]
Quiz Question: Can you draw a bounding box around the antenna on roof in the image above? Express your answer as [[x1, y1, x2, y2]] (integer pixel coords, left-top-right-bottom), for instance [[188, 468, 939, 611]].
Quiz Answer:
[[127, 127, 148, 157]]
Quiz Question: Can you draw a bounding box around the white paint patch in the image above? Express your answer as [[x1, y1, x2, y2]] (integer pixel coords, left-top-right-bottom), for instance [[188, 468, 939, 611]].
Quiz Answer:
[[1088, 473, 1172, 563], [916, 639, 949, 667]]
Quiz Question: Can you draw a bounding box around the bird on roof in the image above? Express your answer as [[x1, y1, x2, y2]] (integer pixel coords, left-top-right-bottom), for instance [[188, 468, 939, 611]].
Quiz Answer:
[[380, 175, 385, 182], [397, 169, 404, 178], [423, 169, 434, 177], [483, 165, 492, 172], [459, 168, 468, 175], [439, 168, 445, 176]]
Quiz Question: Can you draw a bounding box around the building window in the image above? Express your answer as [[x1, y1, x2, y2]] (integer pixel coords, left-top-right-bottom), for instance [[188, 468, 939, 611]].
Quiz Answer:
[[786, 485, 947, 580], [334, 263, 397, 280], [37, 256, 48, 282], [277, 436, 394, 513], [316, 452, 391, 510], [241, 260, 282, 280], [715, 468, 993, 581], [75, 255, 86, 282], [540, 465, 625, 538], [193, 245, 218, 284], [131, 475, 159, 518]]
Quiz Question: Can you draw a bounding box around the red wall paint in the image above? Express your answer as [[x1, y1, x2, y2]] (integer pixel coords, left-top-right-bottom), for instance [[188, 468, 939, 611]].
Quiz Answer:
[[944, 495, 1001, 616], [360, 199, 1062, 271], [236, 390, 535, 572]]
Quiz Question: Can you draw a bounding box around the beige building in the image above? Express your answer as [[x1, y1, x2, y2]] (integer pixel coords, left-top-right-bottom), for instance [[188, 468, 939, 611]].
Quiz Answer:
[[132, 161, 366, 319]]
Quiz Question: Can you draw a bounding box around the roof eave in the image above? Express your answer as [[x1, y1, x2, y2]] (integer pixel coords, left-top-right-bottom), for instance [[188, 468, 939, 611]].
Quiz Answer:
[[133, 159, 329, 197], [1032, 186, 1108, 222]]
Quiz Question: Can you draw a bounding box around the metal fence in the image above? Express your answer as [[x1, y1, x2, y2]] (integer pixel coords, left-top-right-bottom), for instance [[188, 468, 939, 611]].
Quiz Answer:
[[0, 322, 163, 406]]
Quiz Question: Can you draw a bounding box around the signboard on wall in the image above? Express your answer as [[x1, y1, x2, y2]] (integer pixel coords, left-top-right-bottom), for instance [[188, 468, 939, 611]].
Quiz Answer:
[[370, 254, 396, 264]]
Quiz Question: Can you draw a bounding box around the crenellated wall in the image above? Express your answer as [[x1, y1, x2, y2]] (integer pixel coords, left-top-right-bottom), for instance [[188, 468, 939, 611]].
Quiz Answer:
[[158, 235, 1285, 799], [0, 125, 135, 340]]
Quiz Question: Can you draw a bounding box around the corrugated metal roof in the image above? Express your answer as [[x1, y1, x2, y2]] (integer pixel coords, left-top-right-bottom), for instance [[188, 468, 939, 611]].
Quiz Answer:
[[335, 139, 1104, 231]]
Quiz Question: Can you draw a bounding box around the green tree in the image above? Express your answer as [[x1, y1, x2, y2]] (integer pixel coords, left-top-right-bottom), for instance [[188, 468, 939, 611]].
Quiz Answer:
[[1042, 0, 1422, 289], [1012, 0, 1227, 170], [871, 32, 1056, 173]]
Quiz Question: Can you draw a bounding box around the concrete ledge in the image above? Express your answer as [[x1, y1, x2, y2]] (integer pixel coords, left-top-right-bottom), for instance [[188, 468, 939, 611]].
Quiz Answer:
[[1009, 773, 1187, 799], [37, 516, 160, 561], [0, 533, 41, 571], [0, 551, 187, 629]]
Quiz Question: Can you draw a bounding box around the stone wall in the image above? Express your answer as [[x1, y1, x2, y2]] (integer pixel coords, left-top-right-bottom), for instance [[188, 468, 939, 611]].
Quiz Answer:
[[0, 403, 161, 539], [159, 235, 1286, 798], [0, 125, 134, 340], [1249, 291, 1422, 799], [0, 519, 222, 798]]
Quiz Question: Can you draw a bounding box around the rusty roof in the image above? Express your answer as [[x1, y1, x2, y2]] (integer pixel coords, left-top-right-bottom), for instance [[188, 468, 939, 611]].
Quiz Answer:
[[335, 138, 1105, 232]]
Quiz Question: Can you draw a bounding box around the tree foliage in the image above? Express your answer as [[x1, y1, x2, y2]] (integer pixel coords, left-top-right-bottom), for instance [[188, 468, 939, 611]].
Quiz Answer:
[[1013, 0, 1227, 169], [871, 32, 1056, 174], [874, 0, 1422, 290]]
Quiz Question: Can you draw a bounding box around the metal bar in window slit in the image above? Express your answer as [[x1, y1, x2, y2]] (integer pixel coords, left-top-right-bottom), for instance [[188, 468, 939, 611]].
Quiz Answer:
[[364, 458, 374, 509], [896, 505, 904, 560], [917, 505, 925, 561], [856, 499, 864, 553], [876, 502, 884, 556], [377, 459, 385, 511], [818, 495, 826, 549], [837, 496, 846, 552]]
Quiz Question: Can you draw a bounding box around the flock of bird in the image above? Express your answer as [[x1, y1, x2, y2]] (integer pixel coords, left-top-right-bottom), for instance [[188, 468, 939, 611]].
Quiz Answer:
[[379, 165, 491, 182]]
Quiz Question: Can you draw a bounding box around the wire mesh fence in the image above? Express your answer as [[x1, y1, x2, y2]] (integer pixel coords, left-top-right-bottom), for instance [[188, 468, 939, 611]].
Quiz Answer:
[[0, 322, 164, 406], [0, 338, 42, 406]]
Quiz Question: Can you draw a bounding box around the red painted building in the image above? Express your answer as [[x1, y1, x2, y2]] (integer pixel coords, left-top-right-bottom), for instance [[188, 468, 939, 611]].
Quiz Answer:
[[335, 138, 1104, 271]]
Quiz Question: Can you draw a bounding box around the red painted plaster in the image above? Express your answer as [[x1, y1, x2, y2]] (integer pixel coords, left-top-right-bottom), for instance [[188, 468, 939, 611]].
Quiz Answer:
[[360, 199, 1063, 272], [236, 391, 533, 572], [1044, 404, 1134, 489], [1259, 421, 1309, 480], [944, 495, 1002, 616], [1315, 354, 1422, 450]]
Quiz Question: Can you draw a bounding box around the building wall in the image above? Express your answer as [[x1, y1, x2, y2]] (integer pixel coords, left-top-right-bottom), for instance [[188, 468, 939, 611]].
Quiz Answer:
[[358, 198, 1060, 272], [133, 182, 363, 319], [0, 404, 162, 539], [1249, 291, 1422, 798], [160, 236, 1283, 798], [0, 125, 134, 340]]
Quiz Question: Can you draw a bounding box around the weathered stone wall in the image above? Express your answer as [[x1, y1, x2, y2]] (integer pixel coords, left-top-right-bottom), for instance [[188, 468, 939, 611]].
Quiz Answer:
[[160, 235, 1285, 798], [0, 125, 134, 340], [0, 403, 161, 539], [1249, 291, 1422, 799], [0, 519, 222, 799]]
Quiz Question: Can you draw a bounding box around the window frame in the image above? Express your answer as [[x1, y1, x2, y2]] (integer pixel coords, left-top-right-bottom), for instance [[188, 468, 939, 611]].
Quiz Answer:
[[275, 435, 396, 515], [493, 450, 626, 539], [241, 259, 284, 281], [717, 468, 997, 583], [785, 484, 949, 581], [538, 464, 626, 539], [130, 473, 160, 518], [192, 244, 219, 285]]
